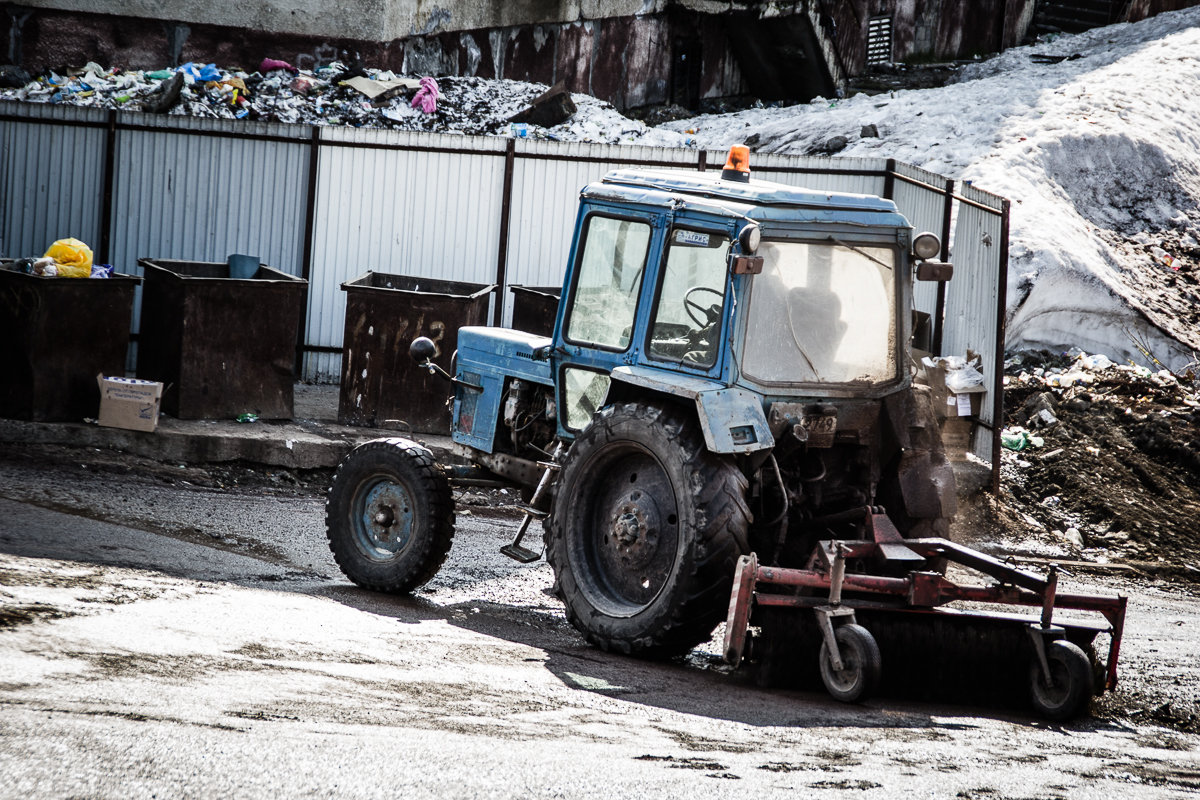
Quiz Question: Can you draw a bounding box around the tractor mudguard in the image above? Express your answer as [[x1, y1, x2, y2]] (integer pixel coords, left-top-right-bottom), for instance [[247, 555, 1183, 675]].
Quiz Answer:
[[610, 365, 773, 454]]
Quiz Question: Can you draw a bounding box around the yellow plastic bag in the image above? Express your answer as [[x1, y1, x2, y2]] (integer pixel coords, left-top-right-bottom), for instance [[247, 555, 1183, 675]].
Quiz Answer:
[[44, 237, 93, 278]]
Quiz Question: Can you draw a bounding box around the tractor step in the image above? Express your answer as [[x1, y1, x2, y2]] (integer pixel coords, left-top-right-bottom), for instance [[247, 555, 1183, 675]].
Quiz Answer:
[[500, 542, 542, 563]]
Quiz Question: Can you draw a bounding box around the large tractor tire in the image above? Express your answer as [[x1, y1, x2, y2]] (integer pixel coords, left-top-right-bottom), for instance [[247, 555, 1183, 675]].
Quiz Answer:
[[325, 438, 455, 593], [545, 402, 751, 658]]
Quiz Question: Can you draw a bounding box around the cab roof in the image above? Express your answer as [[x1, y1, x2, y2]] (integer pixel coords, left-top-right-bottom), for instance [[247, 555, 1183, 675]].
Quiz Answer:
[[582, 167, 910, 229]]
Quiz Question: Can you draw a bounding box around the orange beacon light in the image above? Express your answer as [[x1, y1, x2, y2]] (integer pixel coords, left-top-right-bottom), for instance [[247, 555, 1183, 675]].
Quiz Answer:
[[721, 145, 751, 182]]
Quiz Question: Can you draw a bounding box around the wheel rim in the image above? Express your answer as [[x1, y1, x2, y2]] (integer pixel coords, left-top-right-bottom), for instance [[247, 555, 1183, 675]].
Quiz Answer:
[[576, 446, 680, 617], [821, 638, 865, 695], [351, 475, 416, 561], [1032, 653, 1073, 711]]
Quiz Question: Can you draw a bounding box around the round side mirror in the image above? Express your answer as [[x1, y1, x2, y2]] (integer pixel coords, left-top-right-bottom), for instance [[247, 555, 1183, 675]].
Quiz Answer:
[[409, 336, 437, 364]]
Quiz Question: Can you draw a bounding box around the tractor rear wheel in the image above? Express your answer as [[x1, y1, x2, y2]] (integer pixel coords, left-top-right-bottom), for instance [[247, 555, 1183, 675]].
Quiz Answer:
[[325, 438, 455, 593], [546, 402, 750, 658]]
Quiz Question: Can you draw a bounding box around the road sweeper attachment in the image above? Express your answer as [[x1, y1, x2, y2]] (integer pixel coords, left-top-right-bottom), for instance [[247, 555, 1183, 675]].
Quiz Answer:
[[722, 509, 1127, 720]]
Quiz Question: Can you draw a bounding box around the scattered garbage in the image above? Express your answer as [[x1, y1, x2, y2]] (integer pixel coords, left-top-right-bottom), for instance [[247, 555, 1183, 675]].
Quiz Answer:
[[508, 80, 577, 128], [4, 238, 104, 278], [236, 412, 259, 423], [0, 61, 684, 145], [923, 354, 987, 393], [259, 58, 297, 74], [1001, 426, 1044, 450], [410, 76, 439, 114]]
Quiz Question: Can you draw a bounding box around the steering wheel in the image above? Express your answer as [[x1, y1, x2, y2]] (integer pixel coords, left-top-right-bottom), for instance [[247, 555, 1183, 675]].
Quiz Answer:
[[684, 286, 724, 328]]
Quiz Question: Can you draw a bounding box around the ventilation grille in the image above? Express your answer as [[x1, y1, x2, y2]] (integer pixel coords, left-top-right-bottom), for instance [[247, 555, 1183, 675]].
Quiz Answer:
[[866, 16, 893, 65]]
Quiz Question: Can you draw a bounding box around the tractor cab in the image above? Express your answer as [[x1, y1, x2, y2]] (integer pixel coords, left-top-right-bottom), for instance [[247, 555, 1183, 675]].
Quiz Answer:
[[449, 146, 951, 466]]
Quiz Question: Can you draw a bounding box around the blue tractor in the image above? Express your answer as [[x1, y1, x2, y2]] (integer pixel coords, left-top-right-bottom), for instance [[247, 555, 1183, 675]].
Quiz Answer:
[[326, 148, 1124, 719]]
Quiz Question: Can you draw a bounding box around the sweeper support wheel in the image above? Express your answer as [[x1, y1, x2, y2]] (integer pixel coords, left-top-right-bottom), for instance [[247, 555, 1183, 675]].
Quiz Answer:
[[818, 623, 882, 703]]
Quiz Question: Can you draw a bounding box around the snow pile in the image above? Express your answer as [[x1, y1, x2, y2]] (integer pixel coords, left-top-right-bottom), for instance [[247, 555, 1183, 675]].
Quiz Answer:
[[655, 9, 1200, 369]]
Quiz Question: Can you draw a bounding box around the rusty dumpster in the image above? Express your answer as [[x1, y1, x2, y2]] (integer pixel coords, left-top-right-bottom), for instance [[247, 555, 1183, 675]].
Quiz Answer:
[[508, 285, 561, 337], [136, 258, 307, 420], [0, 264, 140, 421], [339, 272, 495, 434]]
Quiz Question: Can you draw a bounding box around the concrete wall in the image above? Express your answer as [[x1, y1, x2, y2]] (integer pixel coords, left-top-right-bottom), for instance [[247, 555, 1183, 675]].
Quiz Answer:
[[11, 0, 666, 40], [891, 0, 1037, 61], [1125, 0, 1200, 21]]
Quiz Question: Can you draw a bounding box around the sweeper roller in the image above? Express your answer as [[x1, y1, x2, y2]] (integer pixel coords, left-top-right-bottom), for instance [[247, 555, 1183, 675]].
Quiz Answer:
[[722, 510, 1127, 720]]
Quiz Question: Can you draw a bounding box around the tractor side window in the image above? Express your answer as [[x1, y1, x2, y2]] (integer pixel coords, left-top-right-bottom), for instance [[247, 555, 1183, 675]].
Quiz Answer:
[[565, 216, 650, 350], [562, 367, 611, 431], [647, 228, 730, 368]]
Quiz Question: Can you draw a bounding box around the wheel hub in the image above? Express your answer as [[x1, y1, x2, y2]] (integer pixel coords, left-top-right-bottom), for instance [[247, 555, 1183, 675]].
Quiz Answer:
[[608, 490, 661, 565], [357, 479, 415, 554]]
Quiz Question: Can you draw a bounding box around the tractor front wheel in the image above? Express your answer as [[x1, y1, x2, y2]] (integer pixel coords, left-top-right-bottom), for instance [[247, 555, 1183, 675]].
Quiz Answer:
[[325, 438, 455, 593], [545, 403, 750, 658]]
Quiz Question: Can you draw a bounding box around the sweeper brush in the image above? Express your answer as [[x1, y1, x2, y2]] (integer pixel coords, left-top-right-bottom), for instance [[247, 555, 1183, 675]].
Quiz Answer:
[[723, 510, 1127, 720]]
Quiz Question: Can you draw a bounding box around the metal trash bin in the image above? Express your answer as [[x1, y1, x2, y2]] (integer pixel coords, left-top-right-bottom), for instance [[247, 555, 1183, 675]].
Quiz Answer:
[[0, 264, 140, 421], [136, 258, 307, 420], [508, 285, 561, 337], [339, 272, 495, 433]]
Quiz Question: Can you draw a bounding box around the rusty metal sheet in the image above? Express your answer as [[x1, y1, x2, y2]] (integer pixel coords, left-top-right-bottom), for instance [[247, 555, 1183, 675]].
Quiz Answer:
[[136, 259, 307, 420], [0, 265, 140, 421], [554, 22, 596, 96], [338, 272, 495, 434], [508, 285, 560, 337]]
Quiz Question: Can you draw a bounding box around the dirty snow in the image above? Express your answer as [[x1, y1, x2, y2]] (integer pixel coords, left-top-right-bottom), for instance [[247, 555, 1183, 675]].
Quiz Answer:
[[4, 11, 1200, 367], [651, 8, 1200, 370]]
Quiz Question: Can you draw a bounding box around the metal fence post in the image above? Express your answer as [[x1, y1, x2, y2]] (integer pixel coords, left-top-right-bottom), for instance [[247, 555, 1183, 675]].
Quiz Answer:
[[492, 137, 517, 327], [932, 177, 955, 354], [991, 198, 1011, 495], [296, 124, 322, 375], [98, 109, 117, 265]]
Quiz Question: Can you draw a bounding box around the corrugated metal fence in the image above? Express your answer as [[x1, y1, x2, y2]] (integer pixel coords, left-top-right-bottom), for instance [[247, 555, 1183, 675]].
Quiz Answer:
[[0, 103, 1007, 474]]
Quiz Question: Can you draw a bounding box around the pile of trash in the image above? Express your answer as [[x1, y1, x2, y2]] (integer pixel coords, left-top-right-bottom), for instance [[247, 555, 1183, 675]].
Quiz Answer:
[[987, 348, 1200, 572], [0, 60, 685, 145]]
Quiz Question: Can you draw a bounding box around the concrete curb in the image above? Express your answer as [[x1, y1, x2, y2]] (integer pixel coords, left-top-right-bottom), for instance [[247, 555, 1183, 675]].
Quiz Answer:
[[0, 417, 456, 470]]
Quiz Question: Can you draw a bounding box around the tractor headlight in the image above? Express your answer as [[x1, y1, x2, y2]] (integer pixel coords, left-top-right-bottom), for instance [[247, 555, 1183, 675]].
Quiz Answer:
[[913, 232, 941, 260], [739, 223, 761, 254]]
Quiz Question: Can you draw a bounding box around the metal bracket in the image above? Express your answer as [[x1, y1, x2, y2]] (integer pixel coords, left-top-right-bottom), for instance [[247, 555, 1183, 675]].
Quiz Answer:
[[814, 605, 857, 672], [814, 542, 855, 671], [500, 442, 564, 563], [1027, 623, 1066, 686]]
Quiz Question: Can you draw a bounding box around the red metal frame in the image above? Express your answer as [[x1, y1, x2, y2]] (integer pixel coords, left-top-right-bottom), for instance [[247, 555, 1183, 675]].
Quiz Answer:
[[723, 513, 1128, 690]]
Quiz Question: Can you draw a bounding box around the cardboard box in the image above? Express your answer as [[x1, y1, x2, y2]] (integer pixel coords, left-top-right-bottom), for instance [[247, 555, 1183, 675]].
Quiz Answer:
[[920, 357, 985, 419], [945, 389, 984, 418], [97, 374, 163, 432]]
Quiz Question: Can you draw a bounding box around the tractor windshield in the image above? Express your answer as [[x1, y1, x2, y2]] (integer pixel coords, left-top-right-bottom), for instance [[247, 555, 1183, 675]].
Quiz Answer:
[[740, 240, 897, 386]]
